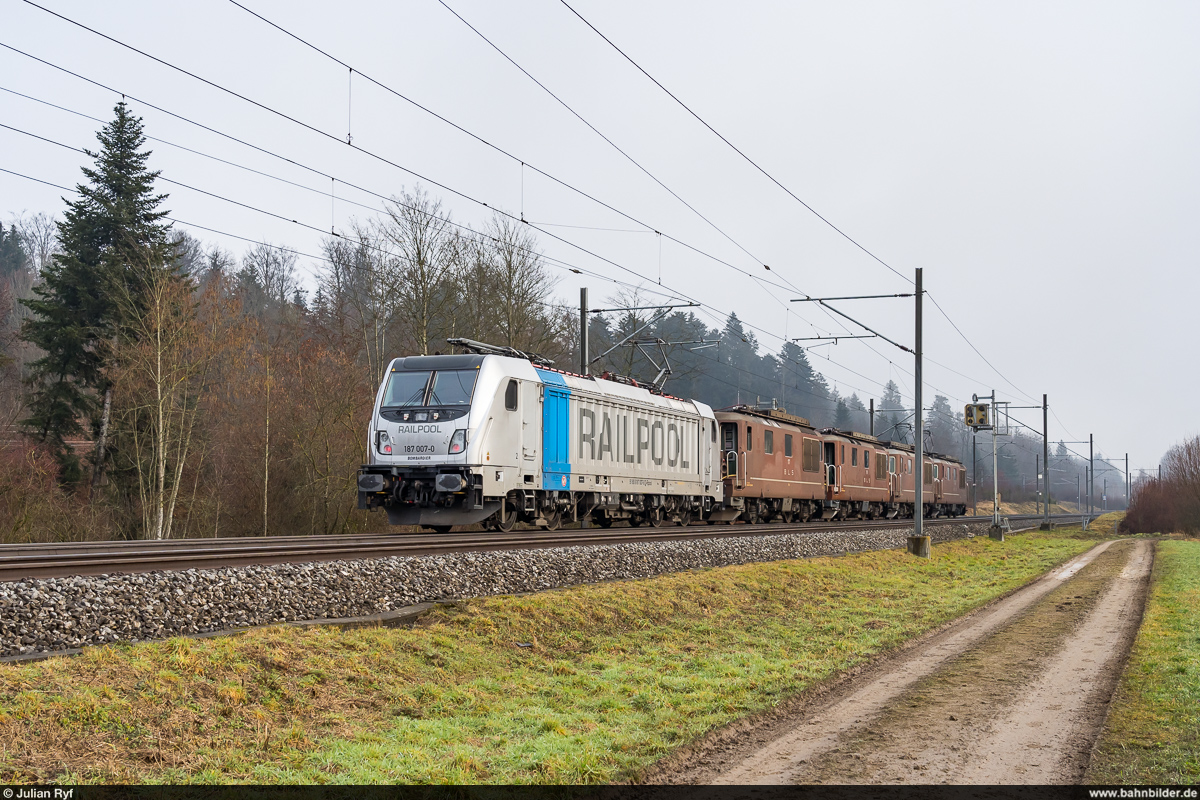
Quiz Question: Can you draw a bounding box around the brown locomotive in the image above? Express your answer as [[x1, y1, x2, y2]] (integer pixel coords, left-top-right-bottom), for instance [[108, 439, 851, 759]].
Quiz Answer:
[[711, 405, 968, 523]]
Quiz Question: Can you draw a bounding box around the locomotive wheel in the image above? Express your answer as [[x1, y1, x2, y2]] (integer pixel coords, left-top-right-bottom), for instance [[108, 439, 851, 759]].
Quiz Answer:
[[677, 509, 693, 527], [781, 510, 795, 524], [647, 508, 666, 527], [596, 516, 613, 528], [496, 505, 518, 532], [542, 509, 562, 531], [629, 517, 643, 527]]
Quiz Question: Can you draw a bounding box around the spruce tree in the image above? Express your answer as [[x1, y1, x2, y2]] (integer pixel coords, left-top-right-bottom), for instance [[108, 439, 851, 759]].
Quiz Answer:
[[21, 101, 171, 484]]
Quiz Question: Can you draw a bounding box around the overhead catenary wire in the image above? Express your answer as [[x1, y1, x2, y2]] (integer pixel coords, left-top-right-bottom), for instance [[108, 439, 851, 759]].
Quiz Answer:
[[225, 0, 831, 315], [5, 4, 1046, 426], [2, 162, 867, 412], [0, 24, 928, 399], [1, 19, 855, 364], [0, 45, 907, 399], [557, 0, 910, 286], [231, 0, 880, 359], [4, 6, 709, 303], [557, 0, 1046, 406], [6, 159, 1098, 462]]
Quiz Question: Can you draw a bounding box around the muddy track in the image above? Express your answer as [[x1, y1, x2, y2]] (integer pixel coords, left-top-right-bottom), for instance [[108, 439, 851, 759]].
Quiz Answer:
[[652, 539, 1152, 785]]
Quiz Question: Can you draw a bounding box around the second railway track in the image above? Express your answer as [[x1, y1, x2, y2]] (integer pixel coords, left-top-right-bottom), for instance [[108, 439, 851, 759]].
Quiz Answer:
[[0, 514, 1087, 583]]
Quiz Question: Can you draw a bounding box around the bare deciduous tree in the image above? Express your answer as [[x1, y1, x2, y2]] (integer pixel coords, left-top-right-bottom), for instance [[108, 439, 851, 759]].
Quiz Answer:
[[114, 263, 240, 539], [380, 187, 456, 355]]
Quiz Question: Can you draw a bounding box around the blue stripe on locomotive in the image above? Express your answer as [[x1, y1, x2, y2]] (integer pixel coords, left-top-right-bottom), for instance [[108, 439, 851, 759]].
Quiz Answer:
[[536, 369, 572, 491]]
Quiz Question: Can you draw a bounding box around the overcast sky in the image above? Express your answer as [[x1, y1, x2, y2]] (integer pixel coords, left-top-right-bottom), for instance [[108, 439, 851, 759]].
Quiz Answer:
[[4, 0, 1197, 477]]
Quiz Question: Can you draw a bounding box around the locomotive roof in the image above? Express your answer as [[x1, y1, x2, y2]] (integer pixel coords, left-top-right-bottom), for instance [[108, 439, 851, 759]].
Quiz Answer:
[[389, 354, 486, 371], [715, 405, 814, 428]]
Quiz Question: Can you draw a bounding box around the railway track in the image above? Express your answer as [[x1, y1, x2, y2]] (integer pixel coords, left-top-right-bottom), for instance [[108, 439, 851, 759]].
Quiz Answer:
[[0, 513, 1091, 583]]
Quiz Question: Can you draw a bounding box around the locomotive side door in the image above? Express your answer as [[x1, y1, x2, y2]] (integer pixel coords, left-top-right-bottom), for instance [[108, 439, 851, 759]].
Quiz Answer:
[[541, 386, 571, 491], [823, 441, 838, 496], [520, 380, 542, 478], [720, 422, 742, 488], [702, 419, 714, 488]]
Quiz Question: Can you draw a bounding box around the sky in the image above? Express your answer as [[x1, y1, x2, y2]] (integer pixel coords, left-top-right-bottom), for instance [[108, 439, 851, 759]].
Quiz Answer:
[[3, 0, 1197, 477]]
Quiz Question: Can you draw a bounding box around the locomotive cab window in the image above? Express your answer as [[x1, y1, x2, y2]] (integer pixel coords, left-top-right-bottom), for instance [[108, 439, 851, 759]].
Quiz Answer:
[[722, 423, 737, 451], [851, 448, 858, 467], [764, 430, 774, 455], [889, 455, 896, 474], [382, 370, 432, 408], [504, 379, 518, 411], [427, 370, 478, 406], [785, 434, 793, 458]]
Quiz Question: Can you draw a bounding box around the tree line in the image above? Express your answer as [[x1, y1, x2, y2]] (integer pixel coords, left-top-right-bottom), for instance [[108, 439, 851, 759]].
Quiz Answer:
[[1, 102, 1082, 542], [1123, 436, 1200, 535]]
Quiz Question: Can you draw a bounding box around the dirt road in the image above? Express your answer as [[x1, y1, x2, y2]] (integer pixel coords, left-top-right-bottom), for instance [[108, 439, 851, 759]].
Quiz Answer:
[[661, 538, 1152, 785]]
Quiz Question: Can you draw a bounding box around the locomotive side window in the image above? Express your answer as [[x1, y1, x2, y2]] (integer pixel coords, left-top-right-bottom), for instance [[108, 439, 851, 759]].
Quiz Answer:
[[841, 445, 845, 464], [864, 450, 869, 471], [785, 434, 793, 458], [711, 421, 717, 442], [504, 379, 518, 411], [764, 430, 774, 455], [802, 439, 820, 472], [746, 426, 753, 452], [889, 455, 896, 474], [851, 448, 858, 467]]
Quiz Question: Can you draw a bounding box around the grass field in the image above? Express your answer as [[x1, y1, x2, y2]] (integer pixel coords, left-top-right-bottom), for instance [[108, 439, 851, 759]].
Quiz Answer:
[[1087, 538, 1200, 784], [0, 531, 1105, 784]]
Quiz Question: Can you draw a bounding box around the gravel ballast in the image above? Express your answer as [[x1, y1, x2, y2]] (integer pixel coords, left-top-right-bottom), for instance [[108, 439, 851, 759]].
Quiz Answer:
[[0, 522, 992, 657]]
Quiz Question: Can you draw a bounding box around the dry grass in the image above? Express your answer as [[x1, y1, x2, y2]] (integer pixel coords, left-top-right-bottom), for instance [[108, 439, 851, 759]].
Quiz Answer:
[[0, 532, 1102, 784]]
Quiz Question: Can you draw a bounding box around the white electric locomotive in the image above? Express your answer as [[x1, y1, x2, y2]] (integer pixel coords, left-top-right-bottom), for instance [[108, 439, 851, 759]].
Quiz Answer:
[[357, 340, 724, 531]]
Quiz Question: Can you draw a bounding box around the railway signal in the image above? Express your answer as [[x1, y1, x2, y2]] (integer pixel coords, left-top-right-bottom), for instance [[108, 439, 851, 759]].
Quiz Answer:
[[964, 403, 990, 428]]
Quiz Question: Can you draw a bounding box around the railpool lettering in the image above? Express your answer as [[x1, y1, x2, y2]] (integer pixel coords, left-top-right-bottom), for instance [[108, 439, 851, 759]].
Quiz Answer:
[[577, 408, 690, 470]]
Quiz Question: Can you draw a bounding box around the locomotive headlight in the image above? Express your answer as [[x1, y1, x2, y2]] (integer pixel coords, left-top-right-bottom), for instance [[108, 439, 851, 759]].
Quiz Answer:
[[376, 430, 392, 454], [448, 429, 467, 454]]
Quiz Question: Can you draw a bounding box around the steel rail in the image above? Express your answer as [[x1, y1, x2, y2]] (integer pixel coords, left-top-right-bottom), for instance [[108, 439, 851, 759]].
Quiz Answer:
[[0, 514, 1090, 583]]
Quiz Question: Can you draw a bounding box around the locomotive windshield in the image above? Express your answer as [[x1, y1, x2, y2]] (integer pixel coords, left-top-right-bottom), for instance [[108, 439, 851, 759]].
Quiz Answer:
[[381, 369, 478, 408], [382, 370, 431, 407], [428, 370, 477, 406]]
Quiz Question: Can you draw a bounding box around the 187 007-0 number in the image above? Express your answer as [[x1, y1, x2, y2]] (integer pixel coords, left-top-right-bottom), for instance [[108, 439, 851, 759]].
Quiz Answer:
[[404, 445, 436, 453]]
